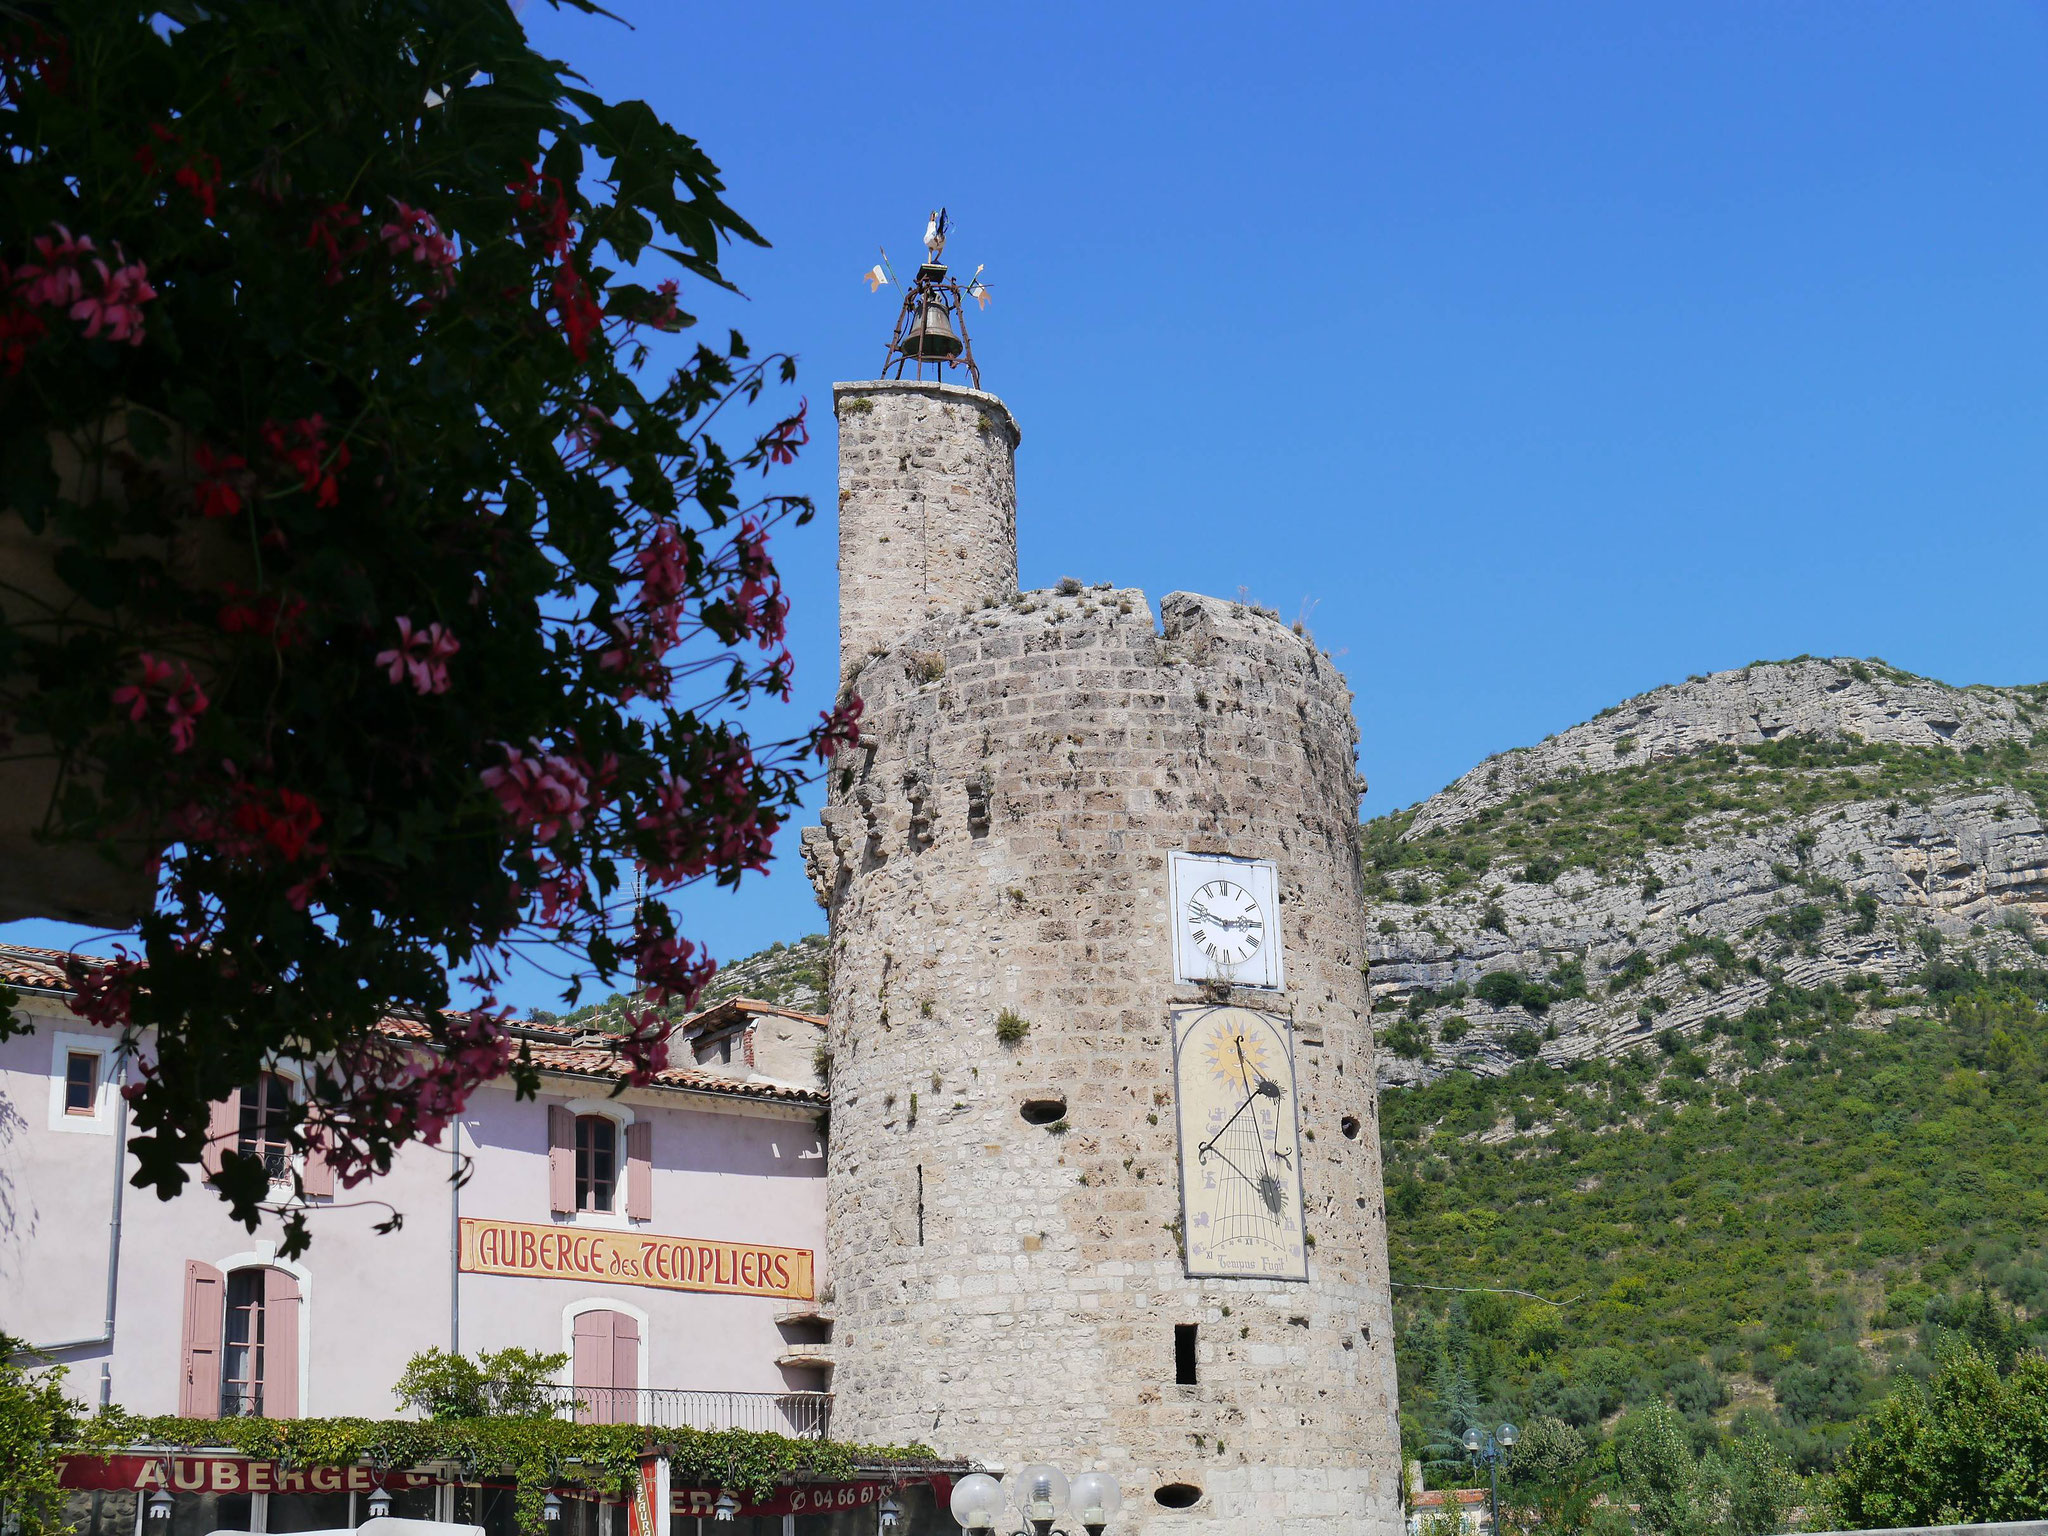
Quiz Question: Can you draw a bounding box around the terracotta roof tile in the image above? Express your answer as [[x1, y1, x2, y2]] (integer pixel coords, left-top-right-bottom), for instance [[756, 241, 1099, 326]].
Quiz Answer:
[[0, 944, 824, 1108]]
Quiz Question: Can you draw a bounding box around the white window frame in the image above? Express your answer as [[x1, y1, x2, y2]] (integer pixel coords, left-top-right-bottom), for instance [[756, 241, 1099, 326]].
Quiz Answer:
[[47, 1029, 119, 1134], [213, 1243, 313, 1420], [558, 1097, 635, 1229], [560, 1296, 651, 1397], [240, 1064, 308, 1201]]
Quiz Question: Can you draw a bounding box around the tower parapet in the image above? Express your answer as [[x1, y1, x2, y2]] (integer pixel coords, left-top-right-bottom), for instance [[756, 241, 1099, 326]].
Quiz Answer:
[[832, 380, 1019, 679]]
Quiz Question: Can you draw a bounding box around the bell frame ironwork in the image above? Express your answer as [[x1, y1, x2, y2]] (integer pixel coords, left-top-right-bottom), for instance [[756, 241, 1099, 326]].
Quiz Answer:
[[884, 262, 980, 390]]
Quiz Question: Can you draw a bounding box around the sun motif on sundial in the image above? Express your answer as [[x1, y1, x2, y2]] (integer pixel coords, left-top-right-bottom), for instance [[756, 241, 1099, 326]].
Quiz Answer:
[[1202, 1023, 1275, 1095]]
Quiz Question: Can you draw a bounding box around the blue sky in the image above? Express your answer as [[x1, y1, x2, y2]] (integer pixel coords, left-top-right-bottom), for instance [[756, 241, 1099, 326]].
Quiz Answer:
[[11, 3, 2048, 1007]]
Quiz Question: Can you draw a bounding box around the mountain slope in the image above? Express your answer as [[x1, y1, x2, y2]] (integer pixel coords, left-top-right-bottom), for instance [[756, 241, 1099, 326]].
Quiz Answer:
[[1367, 657, 2048, 1473]]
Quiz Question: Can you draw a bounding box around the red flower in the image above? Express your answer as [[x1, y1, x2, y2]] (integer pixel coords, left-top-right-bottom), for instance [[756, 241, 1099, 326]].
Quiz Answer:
[[192, 443, 246, 520], [379, 199, 457, 293], [512, 163, 575, 258], [305, 202, 363, 285], [0, 301, 47, 374], [762, 398, 808, 468], [261, 415, 349, 506], [216, 584, 308, 647], [550, 263, 604, 359], [815, 695, 864, 760], [112, 653, 207, 750]]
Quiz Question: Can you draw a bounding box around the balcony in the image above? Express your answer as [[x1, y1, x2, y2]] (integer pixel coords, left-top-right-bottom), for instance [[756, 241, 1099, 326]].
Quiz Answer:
[[536, 1386, 832, 1438]]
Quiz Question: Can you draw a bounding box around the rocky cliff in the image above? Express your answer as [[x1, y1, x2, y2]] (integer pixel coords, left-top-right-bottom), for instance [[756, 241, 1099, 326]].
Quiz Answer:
[[1366, 657, 2048, 1086]]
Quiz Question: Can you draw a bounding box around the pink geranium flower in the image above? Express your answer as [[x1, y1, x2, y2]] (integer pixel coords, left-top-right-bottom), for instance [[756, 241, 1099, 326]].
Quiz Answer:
[[375, 616, 459, 695]]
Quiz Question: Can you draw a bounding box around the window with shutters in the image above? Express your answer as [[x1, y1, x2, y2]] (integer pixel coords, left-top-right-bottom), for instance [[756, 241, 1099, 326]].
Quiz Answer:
[[238, 1072, 293, 1182], [574, 1114, 617, 1212], [184, 1263, 301, 1420], [221, 1269, 266, 1417]]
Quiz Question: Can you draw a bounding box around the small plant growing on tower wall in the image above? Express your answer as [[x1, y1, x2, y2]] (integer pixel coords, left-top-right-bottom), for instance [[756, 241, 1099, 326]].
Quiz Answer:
[[995, 1008, 1031, 1045]]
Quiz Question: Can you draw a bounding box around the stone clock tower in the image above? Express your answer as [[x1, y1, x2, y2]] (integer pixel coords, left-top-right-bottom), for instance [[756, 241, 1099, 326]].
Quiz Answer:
[[802, 371, 1402, 1535]]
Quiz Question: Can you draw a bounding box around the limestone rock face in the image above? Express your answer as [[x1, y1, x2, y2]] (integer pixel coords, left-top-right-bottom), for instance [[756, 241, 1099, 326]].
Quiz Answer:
[[1370, 657, 2048, 1088], [815, 382, 1403, 1536]]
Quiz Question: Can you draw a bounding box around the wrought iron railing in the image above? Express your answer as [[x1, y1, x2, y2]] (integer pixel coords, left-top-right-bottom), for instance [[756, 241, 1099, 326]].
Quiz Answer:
[[534, 1386, 832, 1438]]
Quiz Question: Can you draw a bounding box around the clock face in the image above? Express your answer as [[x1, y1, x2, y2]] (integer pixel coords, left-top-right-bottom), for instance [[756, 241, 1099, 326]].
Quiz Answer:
[[1168, 853, 1283, 989], [1183, 879, 1267, 968], [1171, 1003, 1308, 1281]]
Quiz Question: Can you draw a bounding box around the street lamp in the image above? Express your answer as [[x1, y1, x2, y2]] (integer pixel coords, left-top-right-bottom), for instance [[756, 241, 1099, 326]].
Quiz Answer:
[[367, 1486, 394, 1520], [146, 1489, 173, 1525], [542, 1494, 563, 1525], [711, 1492, 740, 1523], [1460, 1423, 1517, 1536], [949, 1468, 1121, 1536]]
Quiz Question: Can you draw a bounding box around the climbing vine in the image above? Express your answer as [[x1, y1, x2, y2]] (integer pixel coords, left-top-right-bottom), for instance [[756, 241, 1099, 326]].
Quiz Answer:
[[60, 1416, 935, 1536]]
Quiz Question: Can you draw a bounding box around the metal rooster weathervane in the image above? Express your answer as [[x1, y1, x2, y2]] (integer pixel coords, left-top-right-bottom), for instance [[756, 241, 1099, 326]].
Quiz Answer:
[[864, 208, 990, 389]]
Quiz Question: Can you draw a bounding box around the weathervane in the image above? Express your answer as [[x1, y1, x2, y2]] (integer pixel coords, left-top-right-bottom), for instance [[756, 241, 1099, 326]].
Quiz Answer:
[[864, 207, 989, 389]]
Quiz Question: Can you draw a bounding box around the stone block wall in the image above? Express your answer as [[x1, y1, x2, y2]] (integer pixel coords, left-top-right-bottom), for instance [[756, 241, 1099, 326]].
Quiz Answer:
[[806, 505, 1403, 1533], [833, 381, 1020, 681]]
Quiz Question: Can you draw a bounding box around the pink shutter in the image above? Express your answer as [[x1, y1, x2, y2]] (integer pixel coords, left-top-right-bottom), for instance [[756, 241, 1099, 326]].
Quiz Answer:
[[611, 1311, 640, 1423], [301, 1111, 334, 1198], [572, 1309, 611, 1425], [548, 1105, 575, 1215], [202, 1091, 240, 1180], [263, 1269, 301, 1419], [179, 1261, 225, 1418], [625, 1122, 652, 1221]]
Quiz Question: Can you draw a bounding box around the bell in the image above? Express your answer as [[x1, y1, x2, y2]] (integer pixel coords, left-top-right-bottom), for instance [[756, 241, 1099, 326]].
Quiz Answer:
[[898, 297, 962, 361]]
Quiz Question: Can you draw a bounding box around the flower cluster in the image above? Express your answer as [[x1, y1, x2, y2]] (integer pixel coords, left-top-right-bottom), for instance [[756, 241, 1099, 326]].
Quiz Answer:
[[614, 1006, 677, 1087], [4, 223, 155, 359], [376, 616, 460, 695], [111, 654, 208, 752], [631, 925, 716, 1008], [67, 951, 141, 1031], [304, 202, 365, 285], [135, 122, 222, 218], [261, 414, 350, 507], [0, 5, 867, 1253], [380, 199, 458, 295], [633, 748, 777, 886], [480, 742, 597, 842], [215, 584, 308, 647], [192, 443, 248, 519]]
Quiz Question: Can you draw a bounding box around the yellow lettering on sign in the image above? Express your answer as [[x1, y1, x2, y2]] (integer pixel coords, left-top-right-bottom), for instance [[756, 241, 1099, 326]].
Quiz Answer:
[[456, 1219, 814, 1301]]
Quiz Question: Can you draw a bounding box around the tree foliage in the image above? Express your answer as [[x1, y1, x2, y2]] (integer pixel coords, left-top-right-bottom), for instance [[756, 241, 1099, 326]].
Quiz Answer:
[[390, 1347, 567, 1421], [0, 1, 857, 1252], [1825, 1344, 2048, 1528], [1387, 970, 2048, 1474], [0, 1349, 130, 1536]]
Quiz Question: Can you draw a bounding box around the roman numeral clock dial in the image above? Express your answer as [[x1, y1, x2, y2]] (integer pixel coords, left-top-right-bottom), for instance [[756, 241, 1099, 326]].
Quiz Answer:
[[1168, 852, 1283, 990]]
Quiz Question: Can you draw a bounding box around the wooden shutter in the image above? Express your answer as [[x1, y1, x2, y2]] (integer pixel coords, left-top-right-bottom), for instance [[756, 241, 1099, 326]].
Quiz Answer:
[[264, 1269, 301, 1419], [610, 1310, 640, 1404], [548, 1105, 575, 1214], [625, 1122, 652, 1221], [179, 1261, 225, 1418], [201, 1091, 240, 1180], [572, 1309, 610, 1425], [301, 1110, 334, 1198]]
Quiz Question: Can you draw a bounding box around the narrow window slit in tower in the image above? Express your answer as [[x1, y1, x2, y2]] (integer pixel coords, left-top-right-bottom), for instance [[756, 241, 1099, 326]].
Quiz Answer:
[[916, 1163, 925, 1247], [1174, 1323, 1198, 1385]]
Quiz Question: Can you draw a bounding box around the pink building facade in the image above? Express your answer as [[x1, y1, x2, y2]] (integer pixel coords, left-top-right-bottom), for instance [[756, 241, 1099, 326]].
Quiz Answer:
[[0, 945, 833, 1434]]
